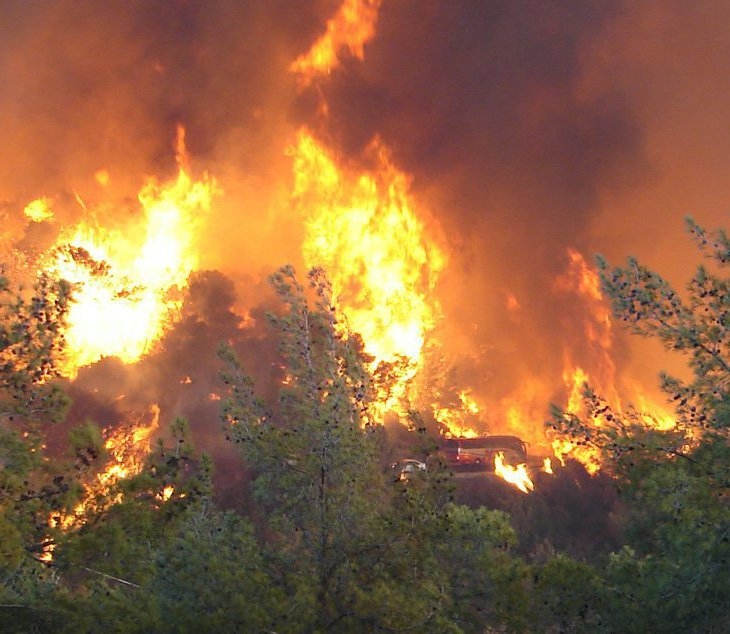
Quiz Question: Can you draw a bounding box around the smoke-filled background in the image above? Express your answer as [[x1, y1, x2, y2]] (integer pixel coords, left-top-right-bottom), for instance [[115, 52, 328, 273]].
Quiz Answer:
[[1, 0, 729, 488]]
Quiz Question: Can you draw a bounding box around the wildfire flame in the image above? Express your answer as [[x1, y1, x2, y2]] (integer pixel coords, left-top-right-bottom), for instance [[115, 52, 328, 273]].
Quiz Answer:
[[53, 405, 163, 530], [433, 389, 481, 438], [101, 405, 160, 485], [290, 0, 382, 85], [158, 485, 175, 502], [288, 0, 475, 430], [499, 378, 553, 451], [550, 250, 676, 474], [6, 0, 687, 514], [23, 197, 54, 223], [494, 451, 534, 494], [290, 128, 446, 417], [44, 126, 218, 377], [37, 542, 55, 564]]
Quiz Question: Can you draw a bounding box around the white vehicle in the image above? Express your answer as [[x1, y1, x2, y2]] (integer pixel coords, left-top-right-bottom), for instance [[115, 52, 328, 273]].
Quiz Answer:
[[392, 458, 427, 480]]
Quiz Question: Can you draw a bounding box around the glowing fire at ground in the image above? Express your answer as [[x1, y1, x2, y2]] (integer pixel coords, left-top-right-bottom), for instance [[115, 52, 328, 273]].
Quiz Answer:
[[44, 127, 217, 377], [494, 451, 534, 494], [100, 406, 160, 487], [52, 406, 164, 530]]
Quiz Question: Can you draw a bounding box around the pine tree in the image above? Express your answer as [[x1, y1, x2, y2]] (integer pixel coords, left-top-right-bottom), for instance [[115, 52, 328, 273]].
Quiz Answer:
[[220, 266, 531, 632], [550, 219, 730, 632], [220, 265, 389, 630], [0, 271, 71, 630]]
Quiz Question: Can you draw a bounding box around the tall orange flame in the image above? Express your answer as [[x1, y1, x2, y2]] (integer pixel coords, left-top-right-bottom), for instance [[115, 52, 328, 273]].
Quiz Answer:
[[550, 250, 676, 473], [44, 127, 218, 377], [290, 0, 382, 85], [290, 128, 446, 417]]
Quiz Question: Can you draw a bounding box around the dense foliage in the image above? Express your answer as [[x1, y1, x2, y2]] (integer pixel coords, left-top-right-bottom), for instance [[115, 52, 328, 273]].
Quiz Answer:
[[552, 218, 730, 632], [2, 221, 729, 632], [218, 266, 527, 632], [0, 271, 72, 630]]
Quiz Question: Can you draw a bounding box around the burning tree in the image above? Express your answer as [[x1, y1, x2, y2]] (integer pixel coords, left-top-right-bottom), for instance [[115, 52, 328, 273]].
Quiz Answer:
[[0, 266, 214, 630]]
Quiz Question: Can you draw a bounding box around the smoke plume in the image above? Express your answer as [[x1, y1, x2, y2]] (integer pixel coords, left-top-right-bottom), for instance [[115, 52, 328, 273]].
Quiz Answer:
[[2, 0, 729, 464]]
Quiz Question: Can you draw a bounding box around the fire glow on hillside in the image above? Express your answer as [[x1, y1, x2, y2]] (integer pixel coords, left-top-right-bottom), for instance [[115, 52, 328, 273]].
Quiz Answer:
[[1, 0, 706, 499], [40, 127, 217, 377]]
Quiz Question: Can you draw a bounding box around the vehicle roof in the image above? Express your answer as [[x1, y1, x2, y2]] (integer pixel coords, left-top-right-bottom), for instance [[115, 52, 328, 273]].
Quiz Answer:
[[441, 435, 526, 446]]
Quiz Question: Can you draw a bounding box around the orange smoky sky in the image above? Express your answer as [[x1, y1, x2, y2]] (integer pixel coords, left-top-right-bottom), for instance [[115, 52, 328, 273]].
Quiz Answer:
[[1, 0, 729, 458]]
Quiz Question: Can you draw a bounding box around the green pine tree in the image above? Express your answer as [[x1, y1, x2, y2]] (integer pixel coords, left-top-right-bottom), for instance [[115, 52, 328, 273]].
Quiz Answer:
[[550, 219, 730, 632]]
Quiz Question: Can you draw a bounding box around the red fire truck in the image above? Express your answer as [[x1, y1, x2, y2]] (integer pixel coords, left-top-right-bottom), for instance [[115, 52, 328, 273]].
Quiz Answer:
[[439, 435, 528, 469]]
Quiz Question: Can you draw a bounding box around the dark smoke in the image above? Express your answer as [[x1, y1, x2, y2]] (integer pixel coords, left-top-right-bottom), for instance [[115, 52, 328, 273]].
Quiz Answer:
[[2, 0, 729, 458]]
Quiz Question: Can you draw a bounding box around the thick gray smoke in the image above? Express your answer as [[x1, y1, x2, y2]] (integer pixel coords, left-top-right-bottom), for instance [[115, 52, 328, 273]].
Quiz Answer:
[[2, 1, 729, 462]]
